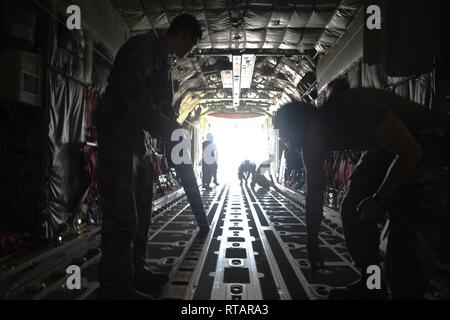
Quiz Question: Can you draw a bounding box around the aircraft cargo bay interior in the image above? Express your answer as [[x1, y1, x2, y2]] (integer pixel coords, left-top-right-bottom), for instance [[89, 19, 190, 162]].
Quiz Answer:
[[0, 0, 449, 304]]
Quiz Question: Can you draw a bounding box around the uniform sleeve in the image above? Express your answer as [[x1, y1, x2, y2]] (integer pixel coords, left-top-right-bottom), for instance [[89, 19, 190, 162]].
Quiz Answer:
[[111, 37, 164, 134]]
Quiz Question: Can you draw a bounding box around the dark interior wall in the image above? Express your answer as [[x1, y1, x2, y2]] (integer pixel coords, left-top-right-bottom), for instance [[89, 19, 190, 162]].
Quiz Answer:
[[0, 105, 41, 229], [362, 63, 434, 107], [0, 0, 48, 236], [0, 0, 123, 243], [43, 20, 91, 234], [42, 1, 119, 238], [364, 0, 438, 78], [435, 0, 450, 122], [54, 0, 128, 57], [362, 0, 439, 109]]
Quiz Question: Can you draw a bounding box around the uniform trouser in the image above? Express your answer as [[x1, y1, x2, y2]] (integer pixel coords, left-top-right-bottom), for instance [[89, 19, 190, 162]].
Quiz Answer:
[[342, 148, 448, 299], [212, 164, 218, 184], [385, 180, 447, 299], [165, 143, 209, 229], [97, 129, 153, 287], [340, 150, 395, 270], [252, 174, 271, 190], [387, 127, 448, 299], [202, 163, 213, 186]]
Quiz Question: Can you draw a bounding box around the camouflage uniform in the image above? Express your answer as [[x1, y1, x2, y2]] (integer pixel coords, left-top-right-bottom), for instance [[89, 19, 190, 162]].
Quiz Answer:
[[328, 88, 449, 299], [342, 118, 448, 299], [164, 141, 209, 230], [94, 33, 207, 288], [340, 147, 394, 269], [385, 120, 449, 299]]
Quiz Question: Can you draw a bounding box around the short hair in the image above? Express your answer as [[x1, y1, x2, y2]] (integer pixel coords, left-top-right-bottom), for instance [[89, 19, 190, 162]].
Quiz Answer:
[[168, 14, 203, 43], [272, 101, 317, 148]]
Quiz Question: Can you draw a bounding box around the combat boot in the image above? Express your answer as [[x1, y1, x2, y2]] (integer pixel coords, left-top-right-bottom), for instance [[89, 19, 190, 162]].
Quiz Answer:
[[131, 267, 170, 294]]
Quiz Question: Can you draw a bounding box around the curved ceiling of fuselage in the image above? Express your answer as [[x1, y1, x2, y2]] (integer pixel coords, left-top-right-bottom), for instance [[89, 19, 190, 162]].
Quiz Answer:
[[111, 0, 364, 122]]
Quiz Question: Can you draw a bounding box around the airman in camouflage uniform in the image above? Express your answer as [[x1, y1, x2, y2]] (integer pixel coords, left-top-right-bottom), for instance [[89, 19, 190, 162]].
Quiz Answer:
[[385, 120, 448, 299], [94, 14, 207, 299], [273, 87, 448, 300]]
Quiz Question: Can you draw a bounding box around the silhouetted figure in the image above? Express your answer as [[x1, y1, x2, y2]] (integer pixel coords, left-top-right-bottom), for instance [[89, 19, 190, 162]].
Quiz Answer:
[[94, 14, 208, 300], [238, 160, 256, 185], [273, 88, 448, 300], [202, 133, 218, 190], [251, 160, 273, 191]]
